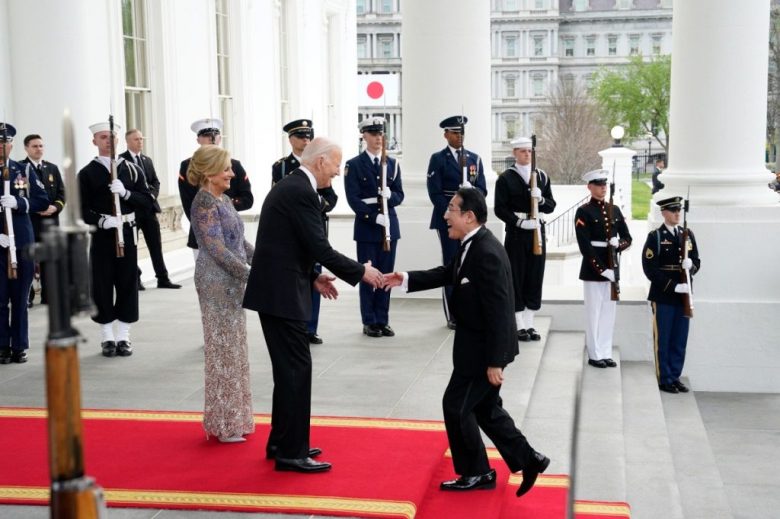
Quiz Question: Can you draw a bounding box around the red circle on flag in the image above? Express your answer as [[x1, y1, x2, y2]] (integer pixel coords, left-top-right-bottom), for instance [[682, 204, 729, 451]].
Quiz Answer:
[[367, 81, 384, 99]]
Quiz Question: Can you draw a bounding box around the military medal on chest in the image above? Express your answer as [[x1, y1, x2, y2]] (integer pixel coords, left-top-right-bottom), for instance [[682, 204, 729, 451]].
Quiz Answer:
[[14, 173, 28, 197]]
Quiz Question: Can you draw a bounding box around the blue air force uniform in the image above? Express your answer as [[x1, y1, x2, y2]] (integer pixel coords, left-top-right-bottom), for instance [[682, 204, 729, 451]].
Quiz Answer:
[[345, 118, 404, 333], [427, 115, 487, 326], [0, 143, 50, 361], [642, 197, 700, 391]]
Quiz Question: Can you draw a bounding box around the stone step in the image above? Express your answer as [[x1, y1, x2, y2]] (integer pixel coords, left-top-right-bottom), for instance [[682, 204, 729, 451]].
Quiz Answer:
[[621, 361, 684, 519], [575, 348, 626, 503], [662, 386, 734, 518]]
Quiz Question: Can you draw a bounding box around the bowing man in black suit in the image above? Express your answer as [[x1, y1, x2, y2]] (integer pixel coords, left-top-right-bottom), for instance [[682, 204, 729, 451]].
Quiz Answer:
[[384, 188, 549, 498], [243, 137, 384, 473]]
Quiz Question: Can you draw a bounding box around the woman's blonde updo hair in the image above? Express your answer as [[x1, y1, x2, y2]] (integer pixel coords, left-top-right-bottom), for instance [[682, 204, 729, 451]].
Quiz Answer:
[[187, 145, 231, 187]]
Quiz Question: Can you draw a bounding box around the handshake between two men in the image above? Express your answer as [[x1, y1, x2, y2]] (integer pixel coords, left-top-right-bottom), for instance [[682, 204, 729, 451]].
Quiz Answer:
[[312, 260, 405, 300]]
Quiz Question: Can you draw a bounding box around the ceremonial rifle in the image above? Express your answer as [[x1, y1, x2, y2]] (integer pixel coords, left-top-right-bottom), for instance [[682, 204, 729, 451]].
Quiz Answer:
[[1, 122, 17, 278], [681, 188, 694, 318], [605, 163, 620, 301], [459, 115, 468, 186], [31, 111, 104, 518], [378, 122, 391, 252], [108, 115, 124, 257], [529, 134, 542, 256]]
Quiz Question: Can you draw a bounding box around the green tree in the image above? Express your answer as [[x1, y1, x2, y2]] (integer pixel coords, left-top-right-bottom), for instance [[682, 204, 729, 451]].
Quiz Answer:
[[592, 55, 671, 153]]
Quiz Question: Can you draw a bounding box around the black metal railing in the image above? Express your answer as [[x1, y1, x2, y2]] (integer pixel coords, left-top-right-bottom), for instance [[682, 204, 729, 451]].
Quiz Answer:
[[492, 157, 514, 173], [545, 194, 589, 248]]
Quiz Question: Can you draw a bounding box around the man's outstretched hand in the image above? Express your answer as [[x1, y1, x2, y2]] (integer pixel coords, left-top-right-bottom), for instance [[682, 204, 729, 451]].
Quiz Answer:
[[362, 260, 383, 289], [382, 272, 404, 291], [314, 273, 339, 299]]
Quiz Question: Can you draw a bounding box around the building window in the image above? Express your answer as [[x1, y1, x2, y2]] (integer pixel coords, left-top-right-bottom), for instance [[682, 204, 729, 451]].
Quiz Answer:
[[504, 0, 519, 11], [534, 0, 545, 9], [357, 34, 367, 58], [505, 77, 516, 98], [504, 34, 517, 58], [356, 0, 366, 15], [505, 118, 517, 140], [533, 35, 545, 57], [379, 0, 393, 14], [652, 34, 663, 55], [629, 34, 640, 55], [378, 35, 394, 58], [215, 0, 232, 149], [122, 0, 152, 153], [562, 74, 575, 89], [573, 0, 589, 11], [532, 75, 545, 96], [563, 37, 574, 57], [616, 0, 632, 9], [608, 35, 617, 56], [586, 35, 596, 56]]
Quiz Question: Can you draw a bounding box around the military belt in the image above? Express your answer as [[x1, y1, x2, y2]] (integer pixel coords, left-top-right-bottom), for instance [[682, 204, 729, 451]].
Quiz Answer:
[[660, 265, 682, 271], [361, 198, 379, 205], [590, 241, 607, 247], [514, 212, 529, 219]]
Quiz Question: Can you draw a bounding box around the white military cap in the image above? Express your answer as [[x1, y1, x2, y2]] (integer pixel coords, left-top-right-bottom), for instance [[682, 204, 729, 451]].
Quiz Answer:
[[581, 169, 610, 183], [358, 117, 386, 133], [89, 121, 122, 134], [190, 117, 224, 136], [511, 137, 533, 149]]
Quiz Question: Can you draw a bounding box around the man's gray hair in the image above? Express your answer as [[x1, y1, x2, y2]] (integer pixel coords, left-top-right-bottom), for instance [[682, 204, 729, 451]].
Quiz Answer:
[[301, 136, 341, 166]]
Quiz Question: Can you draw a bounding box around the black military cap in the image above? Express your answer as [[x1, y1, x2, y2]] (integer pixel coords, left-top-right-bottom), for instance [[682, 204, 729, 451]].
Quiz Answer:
[[359, 116, 385, 134], [440, 115, 468, 133], [657, 196, 683, 211], [283, 119, 314, 138], [0, 122, 17, 142]]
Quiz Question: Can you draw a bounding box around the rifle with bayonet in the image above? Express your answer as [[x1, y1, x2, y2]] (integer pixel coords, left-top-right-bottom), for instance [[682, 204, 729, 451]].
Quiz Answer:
[[378, 122, 391, 252], [1, 123, 17, 279], [459, 116, 468, 186], [530, 134, 542, 256], [605, 164, 620, 301], [680, 191, 694, 318], [108, 115, 125, 257]]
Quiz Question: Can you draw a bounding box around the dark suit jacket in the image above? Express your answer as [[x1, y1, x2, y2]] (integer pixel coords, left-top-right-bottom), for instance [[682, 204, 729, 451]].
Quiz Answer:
[[408, 226, 518, 377], [272, 153, 337, 235], [20, 158, 66, 235], [426, 147, 487, 231], [120, 151, 161, 214], [243, 170, 364, 321]]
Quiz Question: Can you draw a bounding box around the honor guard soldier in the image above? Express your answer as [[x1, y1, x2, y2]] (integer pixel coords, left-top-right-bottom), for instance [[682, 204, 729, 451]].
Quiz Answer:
[[79, 121, 154, 358], [574, 169, 632, 368], [426, 115, 487, 329], [0, 123, 49, 365], [272, 119, 337, 344], [642, 196, 700, 394], [20, 134, 66, 307], [494, 137, 556, 342], [345, 117, 404, 338], [178, 118, 253, 259]]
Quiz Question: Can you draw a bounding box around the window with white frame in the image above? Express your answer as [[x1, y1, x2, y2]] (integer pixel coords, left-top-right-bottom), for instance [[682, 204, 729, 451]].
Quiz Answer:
[[533, 35, 545, 57], [586, 35, 596, 56], [616, 0, 632, 9], [504, 0, 519, 11], [563, 37, 574, 57], [652, 34, 663, 55], [378, 34, 394, 58], [356, 0, 367, 15], [505, 76, 517, 98], [504, 34, 518, 58], [534, 0, 545, 9], [532, 74, 545, 96], [215, 0, 233, 149], [629, 34, 640, 55], [380, 0, 393, 14], [572, 0, 589, 11], [122, 0, 152, 154], [608, 35, 617, 56], [562, 74, 575, 89], [357, 34, 368, 58], [505, 117, 517, 140]]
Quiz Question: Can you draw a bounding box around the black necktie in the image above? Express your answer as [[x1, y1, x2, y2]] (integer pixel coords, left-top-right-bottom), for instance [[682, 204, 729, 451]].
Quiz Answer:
[[456, 149, 463, 163], [135, 155, 145, 173], [373, 157, 380, 172]]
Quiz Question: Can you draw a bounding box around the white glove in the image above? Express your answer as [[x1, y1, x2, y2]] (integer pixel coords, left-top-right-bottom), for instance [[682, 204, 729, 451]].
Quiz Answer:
[[608, 236, 620, 248], [518, 219, 539, 230], [530, 187, 542, 201], [674, 283, 690, 294], [681, 258, 693, 270], [460, 180, 473, 189], [100, 215, 121, 229], [375, 214, 388, 227], [380, 186, 392, 199], [601, 269, 616, 282], [110, 179, 128, 198], [0, 234, 8, 248], [0, 194, 17, 209]]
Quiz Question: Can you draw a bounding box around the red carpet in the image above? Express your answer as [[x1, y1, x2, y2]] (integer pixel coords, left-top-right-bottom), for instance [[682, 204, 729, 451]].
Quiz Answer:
[[0, 408, 629, 518]]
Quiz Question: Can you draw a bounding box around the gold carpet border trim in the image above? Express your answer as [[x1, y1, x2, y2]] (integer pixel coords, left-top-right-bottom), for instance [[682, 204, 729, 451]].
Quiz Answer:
[[574, 501, 631, 517], [0, 407, 445, 431], [0, 486, 417, 519], [507, 473, 570, 488]]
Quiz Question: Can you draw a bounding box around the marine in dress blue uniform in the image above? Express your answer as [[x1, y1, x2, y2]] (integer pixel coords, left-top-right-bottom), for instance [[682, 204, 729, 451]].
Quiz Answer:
[[0, 123, 50, 364], [642, 196, 700, 394], [345, 117, 404, 338], [574, 169, 632, 368], [426, 115, 487, 328], [272, 119, 337, 345]]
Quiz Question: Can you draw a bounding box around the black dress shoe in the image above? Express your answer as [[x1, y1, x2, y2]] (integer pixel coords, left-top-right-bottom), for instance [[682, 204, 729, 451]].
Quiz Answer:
[[517, 329, 531, 342], [362, 325, 382, 338], [527, 328, 541, 341], [379, 325, 395, 337], [275, 457, 331, 473], [673, 380, 690, 393], [0, 348, 12, 365], [116, 340, 133, 357], [308, 333, 323, 345], [517, 451, 550, 497], [266, 446, 322, 460], [27, 301, 34, 309], [588, 359, 608, 368], [440, 469, 497, 491], [446, 320, 457, 330], [658, 383, 679, 394], [604, 358, 617, 368], [157, 279, 182, 289], [10, 351, 27, 364], [101, 341, 117, 357]]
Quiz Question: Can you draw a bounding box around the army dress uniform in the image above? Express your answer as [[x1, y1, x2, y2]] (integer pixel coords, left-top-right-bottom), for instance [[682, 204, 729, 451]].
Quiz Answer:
[[642, 197, 700, 393], [494, 139, 556, 341], [426, 115, 487, 326], [574, 170, 632, 366], [0, 124, 50, 364], [345, 119, 404, 336]]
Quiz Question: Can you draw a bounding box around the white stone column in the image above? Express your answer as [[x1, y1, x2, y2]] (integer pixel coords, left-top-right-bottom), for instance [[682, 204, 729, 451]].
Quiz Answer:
[[599, 145, 636, 220], [401, 1, 492, 179], [657, 0, 780, 392]]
